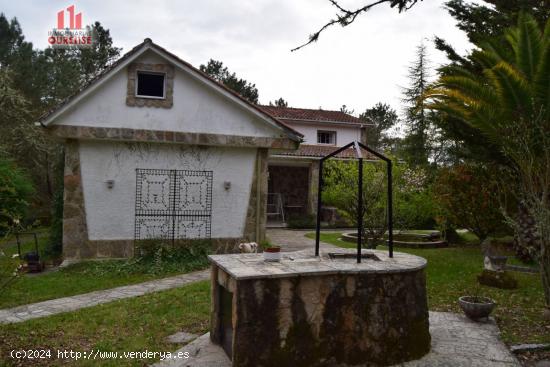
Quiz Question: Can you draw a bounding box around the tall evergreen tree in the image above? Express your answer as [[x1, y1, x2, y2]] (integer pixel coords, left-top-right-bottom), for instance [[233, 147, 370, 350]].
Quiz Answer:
[[400, 43, 433, 166], [435, 0, 550, 65], [0, 15, 121, 111], [0, 14, 38, 106], [0, 15, 121, 221], [199, 59, 259, 103]]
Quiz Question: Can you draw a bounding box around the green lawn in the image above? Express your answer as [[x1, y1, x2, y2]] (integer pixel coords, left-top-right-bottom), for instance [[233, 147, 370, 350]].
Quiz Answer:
[[0, 260, 209, 309], [307, 231, 549, 345], [0, 235, 209, 309], [0, 281, 211, 366], [0, 229, 550, 366], [1, 229, 546, 367]]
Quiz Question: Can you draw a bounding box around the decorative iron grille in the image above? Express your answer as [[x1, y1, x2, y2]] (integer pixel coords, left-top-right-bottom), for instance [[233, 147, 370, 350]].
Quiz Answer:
[[134, 169, 213, 242]]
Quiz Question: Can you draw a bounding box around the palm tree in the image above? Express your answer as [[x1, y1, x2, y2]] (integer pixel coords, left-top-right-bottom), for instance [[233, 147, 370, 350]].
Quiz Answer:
[[425, 13, 550, 309]]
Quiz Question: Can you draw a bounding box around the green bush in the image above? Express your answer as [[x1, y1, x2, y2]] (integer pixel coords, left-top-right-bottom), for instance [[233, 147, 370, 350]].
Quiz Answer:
[[133, 240, 211, 275], [393, 167, 437, 229], [322, 159, 437, 248], [434, 164, 506, 243], [286, 214, 316, 229], [0, 154, 34, 235]]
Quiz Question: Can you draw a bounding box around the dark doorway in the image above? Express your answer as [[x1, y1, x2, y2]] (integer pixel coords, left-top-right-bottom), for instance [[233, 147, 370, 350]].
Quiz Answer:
[[267, 165, 309, 222]]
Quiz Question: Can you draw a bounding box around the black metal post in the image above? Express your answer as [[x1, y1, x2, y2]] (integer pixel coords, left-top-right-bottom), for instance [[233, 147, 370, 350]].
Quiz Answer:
[[357, 158, 363, 263], [315, 160, 323, 257], [15, 233, 21, 258], [387, 161, 394, 258]]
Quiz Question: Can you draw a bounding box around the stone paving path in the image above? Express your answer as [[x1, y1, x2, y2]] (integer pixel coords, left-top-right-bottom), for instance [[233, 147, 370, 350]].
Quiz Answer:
[[0, 269, 210, 324], [266, 228, 339, 252], [153, 312, 520, 367]]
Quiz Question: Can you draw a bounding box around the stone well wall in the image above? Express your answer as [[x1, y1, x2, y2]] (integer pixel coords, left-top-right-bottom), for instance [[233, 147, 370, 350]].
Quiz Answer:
[[209, 250, 431, 367]]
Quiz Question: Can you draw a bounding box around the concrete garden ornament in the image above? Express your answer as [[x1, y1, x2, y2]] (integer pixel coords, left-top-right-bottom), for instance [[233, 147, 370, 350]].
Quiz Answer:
[[238, 242, 258, 253]]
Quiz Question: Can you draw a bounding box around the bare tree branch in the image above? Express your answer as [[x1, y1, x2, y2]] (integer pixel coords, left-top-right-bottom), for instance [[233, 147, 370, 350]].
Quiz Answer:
[[291, 0, 422, 52]]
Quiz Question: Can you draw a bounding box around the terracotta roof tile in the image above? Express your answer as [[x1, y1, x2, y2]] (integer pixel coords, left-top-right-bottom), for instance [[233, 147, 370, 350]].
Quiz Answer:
[[274, 144, 378, 160], [260, 106, 363, 124]]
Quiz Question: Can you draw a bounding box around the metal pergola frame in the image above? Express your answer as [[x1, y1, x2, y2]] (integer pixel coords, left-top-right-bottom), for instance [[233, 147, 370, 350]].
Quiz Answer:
[[314, 141, 394, 263]]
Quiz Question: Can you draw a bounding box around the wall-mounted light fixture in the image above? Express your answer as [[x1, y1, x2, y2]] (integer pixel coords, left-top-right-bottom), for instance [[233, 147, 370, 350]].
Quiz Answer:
[[106, 180, 115, 189], [224, 181, 231, 190]]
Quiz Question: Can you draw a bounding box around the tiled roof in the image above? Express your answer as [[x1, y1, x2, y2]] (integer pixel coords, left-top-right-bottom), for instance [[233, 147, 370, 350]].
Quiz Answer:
[[274, 144, 378, 160], [260, 106, 364, 124]]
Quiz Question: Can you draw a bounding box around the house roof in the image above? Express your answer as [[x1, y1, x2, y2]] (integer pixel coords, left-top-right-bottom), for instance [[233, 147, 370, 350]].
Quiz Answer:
[[273, 144, 378, 160], [260, 106, 365, 125], [38, 38, 302, 140]]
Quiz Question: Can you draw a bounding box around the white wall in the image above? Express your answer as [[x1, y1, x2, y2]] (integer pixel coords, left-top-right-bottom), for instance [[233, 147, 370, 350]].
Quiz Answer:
[[287, 121, 361, 146], [79, 140, 256, 240], [54, 51, 283, 139]]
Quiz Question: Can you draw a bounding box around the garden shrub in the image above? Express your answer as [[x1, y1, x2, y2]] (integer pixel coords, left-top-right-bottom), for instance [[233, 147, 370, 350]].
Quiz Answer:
[[287, 214, 316, 229], [323, 160, 387, 248], [0, 154, 34, 235], [322, 159, 436, 248], [133, 239, 211, 275], [434, 164, 507, 243], [394, 167, 437, 229], [477, 270, 518, 289], [0, 154, 32, 294]]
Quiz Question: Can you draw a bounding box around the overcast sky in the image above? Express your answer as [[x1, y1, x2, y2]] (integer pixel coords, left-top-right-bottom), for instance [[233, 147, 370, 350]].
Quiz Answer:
[[1, 0, 473, 115]]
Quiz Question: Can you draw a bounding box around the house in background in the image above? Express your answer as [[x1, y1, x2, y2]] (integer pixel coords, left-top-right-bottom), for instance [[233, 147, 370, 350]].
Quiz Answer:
[[39, 39, 301, 260], [260, 106, 369, 224]]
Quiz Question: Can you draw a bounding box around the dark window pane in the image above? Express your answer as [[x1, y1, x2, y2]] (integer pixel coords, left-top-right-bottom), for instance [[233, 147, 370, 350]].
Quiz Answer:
[[137, 72, 165, 97], [317, 131, 336, 144]]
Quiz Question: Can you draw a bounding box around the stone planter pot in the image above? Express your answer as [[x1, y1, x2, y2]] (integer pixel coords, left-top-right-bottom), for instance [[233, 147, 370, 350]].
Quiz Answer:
[[263, 246, 281, 262], [458, 296, 496, 320], [484, 255, 508, 271]]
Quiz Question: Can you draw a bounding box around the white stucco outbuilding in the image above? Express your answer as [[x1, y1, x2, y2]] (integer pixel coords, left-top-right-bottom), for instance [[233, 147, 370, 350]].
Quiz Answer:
[[40, 39, 301, 259]]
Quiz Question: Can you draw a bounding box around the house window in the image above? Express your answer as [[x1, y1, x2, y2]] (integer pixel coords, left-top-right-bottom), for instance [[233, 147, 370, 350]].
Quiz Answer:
[[136, 72, 165, 99], [317, 131, 336, 145]]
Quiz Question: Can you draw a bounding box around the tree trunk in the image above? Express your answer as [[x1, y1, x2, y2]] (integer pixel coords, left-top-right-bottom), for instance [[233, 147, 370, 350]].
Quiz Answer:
[[541, 245, 550, 308], [514, 201, 541, 263]]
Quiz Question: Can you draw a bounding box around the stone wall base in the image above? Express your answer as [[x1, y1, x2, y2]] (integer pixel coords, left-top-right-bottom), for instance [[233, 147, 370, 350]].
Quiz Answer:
[[65, 238, 249, 261]]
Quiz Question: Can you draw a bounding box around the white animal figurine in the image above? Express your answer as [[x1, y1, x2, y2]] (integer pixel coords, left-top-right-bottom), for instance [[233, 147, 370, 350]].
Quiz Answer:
[[238, 242, 258, 253]]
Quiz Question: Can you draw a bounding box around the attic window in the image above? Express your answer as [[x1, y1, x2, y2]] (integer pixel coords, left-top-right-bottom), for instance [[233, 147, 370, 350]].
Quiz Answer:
[[136, 71, 165, 99]]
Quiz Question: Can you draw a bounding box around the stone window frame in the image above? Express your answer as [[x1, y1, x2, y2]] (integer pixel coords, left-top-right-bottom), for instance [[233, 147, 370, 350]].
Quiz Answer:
[[126, 63, 174, 108], [135, 71, 167, 99]]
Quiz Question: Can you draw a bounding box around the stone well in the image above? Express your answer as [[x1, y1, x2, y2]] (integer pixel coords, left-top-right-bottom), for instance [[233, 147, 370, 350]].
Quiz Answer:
[[209, 249, 430, 367]]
